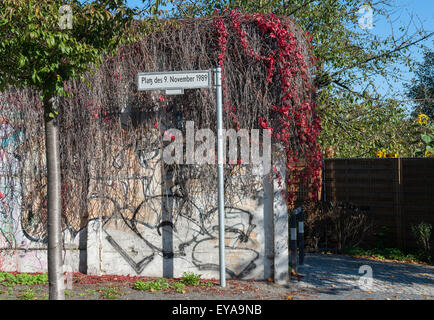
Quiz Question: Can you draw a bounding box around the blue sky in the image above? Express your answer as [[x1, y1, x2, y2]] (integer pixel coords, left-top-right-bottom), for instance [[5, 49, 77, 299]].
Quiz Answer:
[[366, 0, 433, 102], [125, 0, 433, 107]]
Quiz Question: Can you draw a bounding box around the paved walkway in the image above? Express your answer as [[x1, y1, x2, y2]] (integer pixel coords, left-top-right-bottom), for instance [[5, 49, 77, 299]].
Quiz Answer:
[[288, 253, 434, 300]]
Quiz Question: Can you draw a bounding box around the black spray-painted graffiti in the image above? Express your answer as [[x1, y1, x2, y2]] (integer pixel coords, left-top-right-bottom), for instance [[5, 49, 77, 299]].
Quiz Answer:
[[90, 138, 260, 278], [2, 126, 261, 278]]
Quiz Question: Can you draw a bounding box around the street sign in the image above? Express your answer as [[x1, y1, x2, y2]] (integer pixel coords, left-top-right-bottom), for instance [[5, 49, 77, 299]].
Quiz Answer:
[[137, 70, 211, 91], [136, 68, 226, 288]]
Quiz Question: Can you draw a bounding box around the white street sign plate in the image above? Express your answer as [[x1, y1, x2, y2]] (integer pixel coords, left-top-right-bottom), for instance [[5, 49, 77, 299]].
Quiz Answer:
[[137, 70, 211, 91]]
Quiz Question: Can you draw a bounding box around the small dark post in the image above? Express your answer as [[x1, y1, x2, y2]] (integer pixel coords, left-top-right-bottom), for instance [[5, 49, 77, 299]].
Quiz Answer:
[[298, 208, 304, 265], [290, 212, 297, 273]]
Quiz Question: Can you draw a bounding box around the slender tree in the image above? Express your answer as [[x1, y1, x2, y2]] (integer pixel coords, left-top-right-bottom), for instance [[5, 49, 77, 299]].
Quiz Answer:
[[0, 0, 137, 299]]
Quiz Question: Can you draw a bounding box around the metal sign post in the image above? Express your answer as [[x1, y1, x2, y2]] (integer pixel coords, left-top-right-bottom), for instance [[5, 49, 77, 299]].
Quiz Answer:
[[137, 68, 226, 287], [214, 66, 226, 288]]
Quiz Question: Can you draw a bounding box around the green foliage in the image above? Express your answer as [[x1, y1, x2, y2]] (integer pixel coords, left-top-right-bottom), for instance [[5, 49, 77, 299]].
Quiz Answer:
[[39, 293, 49, 300], [414, 115, 434, 157], [180, 272, 201, 286], [166, 0, 424, 93], [171, 281, 186, 293], [411, 222, 432, 262], [406, 50, 434, 118], [18, 288, 36, 300], [133, 280, 156, 291], [133, 276, 204, 293], [343, 246, 420, 263], [0, 1, 154, 298], [133, 278, 170, 291], [374, 225, 392, 249], [0, 0, 137, 108], [200, 280, 214, 287], [100, 286, 123, 299], [159, 0, 430, 158], [85, 288, 98, 296], [318, 94, 417, 158], [0, 272, 48, 287]]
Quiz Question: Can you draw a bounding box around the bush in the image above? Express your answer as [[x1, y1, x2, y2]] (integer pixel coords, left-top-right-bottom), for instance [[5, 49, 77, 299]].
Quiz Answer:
[[302, 201, 372, 252], [411, 222, 432, 262]]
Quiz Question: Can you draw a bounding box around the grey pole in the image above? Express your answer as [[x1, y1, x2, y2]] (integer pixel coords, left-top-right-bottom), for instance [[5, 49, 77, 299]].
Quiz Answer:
[[290, 211, 297, 274], [215, 66, 226, 287], [298, 208, 305, 265]]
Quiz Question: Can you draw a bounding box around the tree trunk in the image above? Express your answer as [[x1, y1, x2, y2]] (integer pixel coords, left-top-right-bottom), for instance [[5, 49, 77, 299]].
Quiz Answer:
[[44, 95, 65, 300]]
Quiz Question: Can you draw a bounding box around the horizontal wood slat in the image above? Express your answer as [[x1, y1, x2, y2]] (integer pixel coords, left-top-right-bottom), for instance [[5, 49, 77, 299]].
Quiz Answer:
[[322, 158, 434, 249]]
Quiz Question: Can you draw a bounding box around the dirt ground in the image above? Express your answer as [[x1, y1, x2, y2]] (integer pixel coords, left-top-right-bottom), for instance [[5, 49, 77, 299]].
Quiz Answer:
[[0, 277, 289, 300], [1, 253, 433, 300]]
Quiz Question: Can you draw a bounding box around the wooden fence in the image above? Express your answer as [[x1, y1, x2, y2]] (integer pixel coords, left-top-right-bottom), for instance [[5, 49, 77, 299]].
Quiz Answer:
[[321, 158, 434, 249]]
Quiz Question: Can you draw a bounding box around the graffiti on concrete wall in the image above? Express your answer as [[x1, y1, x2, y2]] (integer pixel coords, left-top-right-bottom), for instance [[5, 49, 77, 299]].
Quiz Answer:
[[0, 116, 22, 249], [0, 113, 49, 272], [87, 128, 262, 278], [0, 109, 265, 278]]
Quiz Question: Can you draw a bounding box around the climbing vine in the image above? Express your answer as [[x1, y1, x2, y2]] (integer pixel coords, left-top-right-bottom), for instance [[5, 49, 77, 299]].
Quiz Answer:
[[214, 9, 322, 206], [0, 11, 320, 242]]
